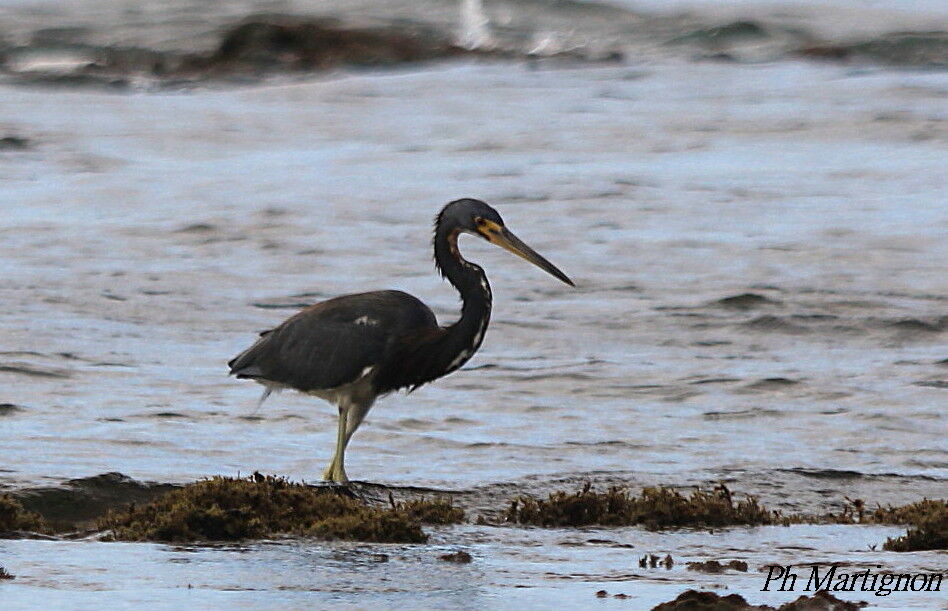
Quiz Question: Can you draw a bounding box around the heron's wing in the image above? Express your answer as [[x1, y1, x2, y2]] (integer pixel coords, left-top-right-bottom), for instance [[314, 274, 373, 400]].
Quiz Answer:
[[228, 315, 389, 391], [228, 290, 438, 392]]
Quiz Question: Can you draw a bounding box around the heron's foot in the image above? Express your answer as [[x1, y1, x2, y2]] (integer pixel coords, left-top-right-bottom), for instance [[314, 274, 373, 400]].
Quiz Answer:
[[321, 462, 349, 484]]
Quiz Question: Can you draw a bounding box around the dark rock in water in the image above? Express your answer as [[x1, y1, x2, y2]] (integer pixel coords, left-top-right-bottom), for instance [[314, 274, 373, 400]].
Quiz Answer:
[[439, 550, 473, 563], [779, 591, 867, 610], [1, 17, 470, 86], [712, 293, 779, 310], [0, 494, 48, 534], [796, 31, 948, 68], [0, 565, 14, 579], [686, 559, 748, 573], [0, 403, 24, 415], [651, 589, 865, 611], [0, 136, 30, 150], [650, 590, 770, 610], [1, 13, 622, 88], [211, 17, 466, 73], [10, 472, 177, 530]]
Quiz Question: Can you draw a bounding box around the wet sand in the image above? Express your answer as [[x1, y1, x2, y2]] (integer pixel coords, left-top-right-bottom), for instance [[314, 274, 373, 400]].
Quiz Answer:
[[1, 0, 946, 607]]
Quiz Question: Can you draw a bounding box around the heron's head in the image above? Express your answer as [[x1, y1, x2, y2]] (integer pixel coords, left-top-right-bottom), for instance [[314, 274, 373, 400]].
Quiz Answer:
[[437, 198, 574, 286]]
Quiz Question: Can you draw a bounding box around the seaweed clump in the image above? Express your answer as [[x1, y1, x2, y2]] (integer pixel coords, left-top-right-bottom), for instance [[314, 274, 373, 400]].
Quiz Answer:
[[398, 498, 465, 525], [877, 499, 947, 552], [0, 494, 48, 534], [832, 497, 947, 551], [99, 475, 463, 544], [506, 483, 776, 529]]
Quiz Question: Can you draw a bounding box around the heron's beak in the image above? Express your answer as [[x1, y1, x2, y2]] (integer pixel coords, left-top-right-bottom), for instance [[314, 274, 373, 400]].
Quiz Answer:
[[478, 221, 575, 286]]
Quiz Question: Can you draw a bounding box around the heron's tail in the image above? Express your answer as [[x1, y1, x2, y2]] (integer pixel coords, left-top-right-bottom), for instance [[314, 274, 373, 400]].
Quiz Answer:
[[228, 329, 274, 378]]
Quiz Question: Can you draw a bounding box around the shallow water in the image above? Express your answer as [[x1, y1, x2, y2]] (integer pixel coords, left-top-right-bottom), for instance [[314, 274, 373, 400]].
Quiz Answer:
[[1, 524, 943, 609], [3, 59, 944, 494], [1, 0, 947, 607]]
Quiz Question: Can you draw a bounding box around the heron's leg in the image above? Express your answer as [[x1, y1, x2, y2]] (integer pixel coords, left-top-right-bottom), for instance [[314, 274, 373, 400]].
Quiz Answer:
[[343, 398, 375, 447], [321, 403, 349, 483]]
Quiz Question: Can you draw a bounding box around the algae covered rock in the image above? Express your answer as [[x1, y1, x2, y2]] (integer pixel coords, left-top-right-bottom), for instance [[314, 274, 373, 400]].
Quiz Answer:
[[879, 499, 947, 552], [506, 483, 775, 528], [100, 475, 463, 544], [399, 497, 466, 525], [0, 494, 48, 534], [10, 472, 176, 532], [212, 17, 465, 73]]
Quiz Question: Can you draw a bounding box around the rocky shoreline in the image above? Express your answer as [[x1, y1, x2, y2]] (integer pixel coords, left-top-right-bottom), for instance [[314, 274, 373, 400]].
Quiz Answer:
[[2, 472, 943, 552], [0, 6, 944, 90]]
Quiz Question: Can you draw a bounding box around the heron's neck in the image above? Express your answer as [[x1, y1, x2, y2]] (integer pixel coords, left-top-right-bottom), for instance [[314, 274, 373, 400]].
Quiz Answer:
[[434, 228, 493, 373]]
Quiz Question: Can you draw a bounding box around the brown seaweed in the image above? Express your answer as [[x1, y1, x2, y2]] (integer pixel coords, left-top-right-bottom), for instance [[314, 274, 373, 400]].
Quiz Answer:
[[506, 483, 775, 529], [0, 494, 48, 534], [877, 499, 947, 552], [99, 475, 463, 544]]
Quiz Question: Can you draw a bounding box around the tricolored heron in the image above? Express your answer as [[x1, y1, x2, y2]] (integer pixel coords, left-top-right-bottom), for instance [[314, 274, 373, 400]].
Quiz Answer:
[[228, 198, 573, 482]]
